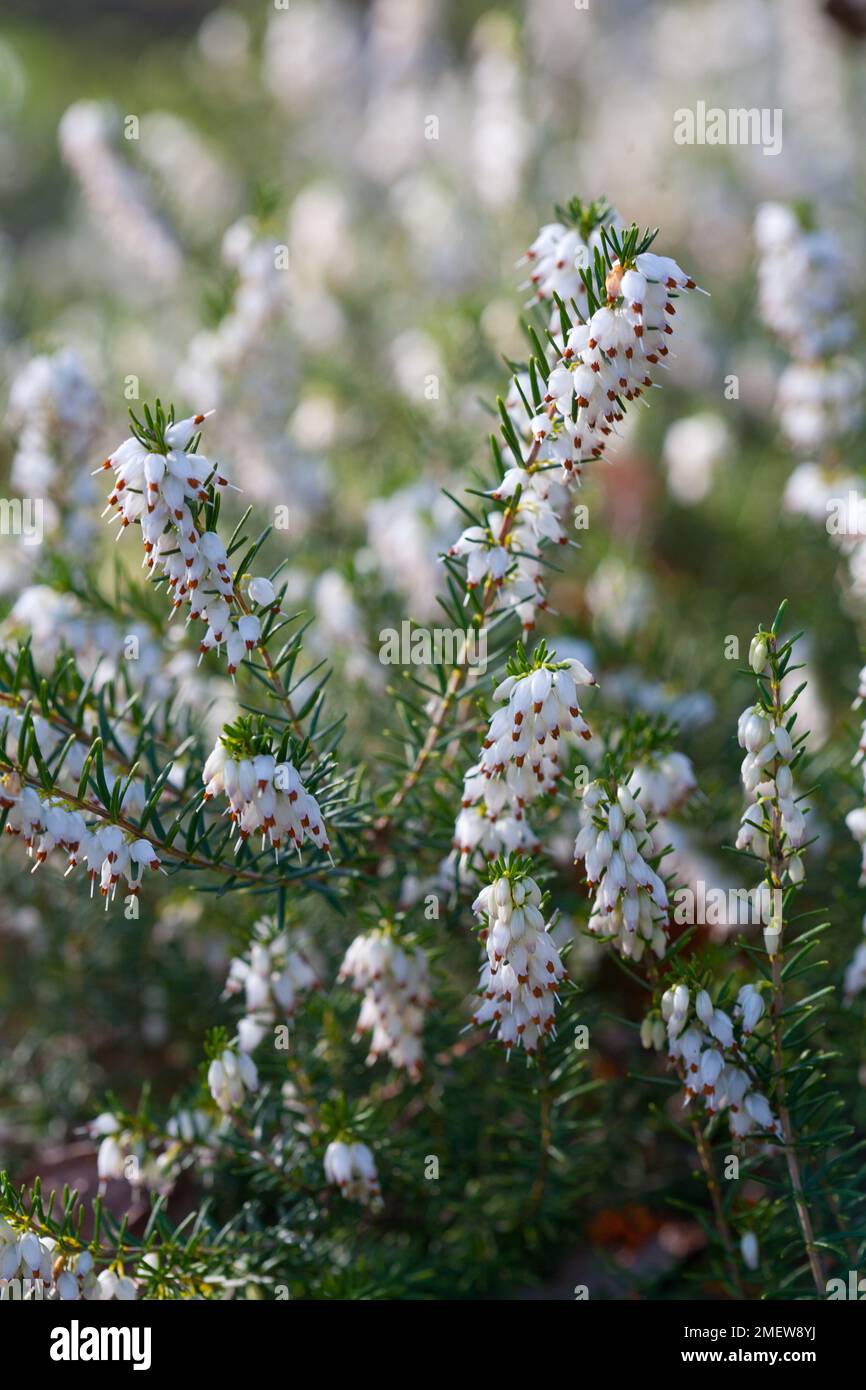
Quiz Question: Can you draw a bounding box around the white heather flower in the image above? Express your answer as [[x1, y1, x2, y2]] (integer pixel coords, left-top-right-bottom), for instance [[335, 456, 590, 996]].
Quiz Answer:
[[447, 223, 697, 641], [96, 1134, 126, 1183], [207, 1047, 259, 1113], [736, 984, 765, 1035], [470, 869, 566, 1056], [574, 779, 668, 962], [96, 1270, 138, 1300], [202, 740, 330, 860], [0, 1229, 102, 1300], [520, 221, 592, 312], [339, 929, 431, 1078], [323, 1140, 382, 1207], [451, 656, 594, 871], [247, 576, 277, 607], [741, 1231, 760, 1271], [6, 351, 101, 565], [223, 919, 320, 1051], [749, 634, 769, 674], [453, 760, 544, 865]]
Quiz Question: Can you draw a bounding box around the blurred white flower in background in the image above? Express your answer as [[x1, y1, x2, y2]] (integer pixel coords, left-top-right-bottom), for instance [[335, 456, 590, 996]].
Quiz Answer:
[[662, 413, 731, 506]]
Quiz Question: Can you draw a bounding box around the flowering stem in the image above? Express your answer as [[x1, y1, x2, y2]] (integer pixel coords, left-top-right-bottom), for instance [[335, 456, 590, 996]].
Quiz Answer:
[[687, 1107, 747, 1297], [4, 763, 315, 887], [0, 689, 184, 804], [647, 956, 745, 1295], [377, 444, 539, 827], [766, 635, 827, 1296], [233, 589, 305, 742]]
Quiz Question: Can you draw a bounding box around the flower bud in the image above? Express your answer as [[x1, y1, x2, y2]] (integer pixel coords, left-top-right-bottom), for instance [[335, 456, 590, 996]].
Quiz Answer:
[[749, 635, 768, 674]]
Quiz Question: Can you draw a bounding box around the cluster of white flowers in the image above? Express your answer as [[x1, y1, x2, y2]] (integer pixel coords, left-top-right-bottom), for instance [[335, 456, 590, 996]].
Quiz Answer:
[[224, 920, 320, 1052], [202, 740, 330, 859], [453, 657, 595, 866], [470, 869, 566, 1056], [6, 349, 100, 500], [0, 772, 160, 905], [88, 1109, 219, 1197], [0, 1219, 136, 1300], [775, 358, 863, 456], [542, 249, 698, 454], [627, 750, 697, 819], [574, 779, 669, 961], [207, 1046, 259, 1113], [735, 689, 805, 952], [649, 984, 779, 1141], [97, 414, 275, 679], [338, 929, 430, 1078], [447, 223, 698, 639], [177, 218, 290, 408], [454, 761, 544, 861], [756, 204, 864, 544], [447, 465, 568, 637], [758, 207, 866, 668], [323, 1139, 382, 1207], [447, 219, 697, 879], [755, 203, 853, 361], [520, 218, 608, 316], [481, 662, 594, 772]]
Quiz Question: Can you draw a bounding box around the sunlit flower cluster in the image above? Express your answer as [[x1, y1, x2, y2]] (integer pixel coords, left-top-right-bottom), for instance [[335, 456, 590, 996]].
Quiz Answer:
[[323, 1139, 382, 1207], [224, 918, 321, 1052], [453, 655, 594, 867], [207, 1046, 259, 1113], [447, 222, 699, 640], [202, 741, 330, 860], [470, 868, 566, 1056], [339, 928, 431, 1078], [0, 1219, 136, 1300], [735, 693, 806, 951], [649, 984, 780, 1142], [0, 771, 160, 906], [628, 750, 698, 819], [574, 778, 669, 961]]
